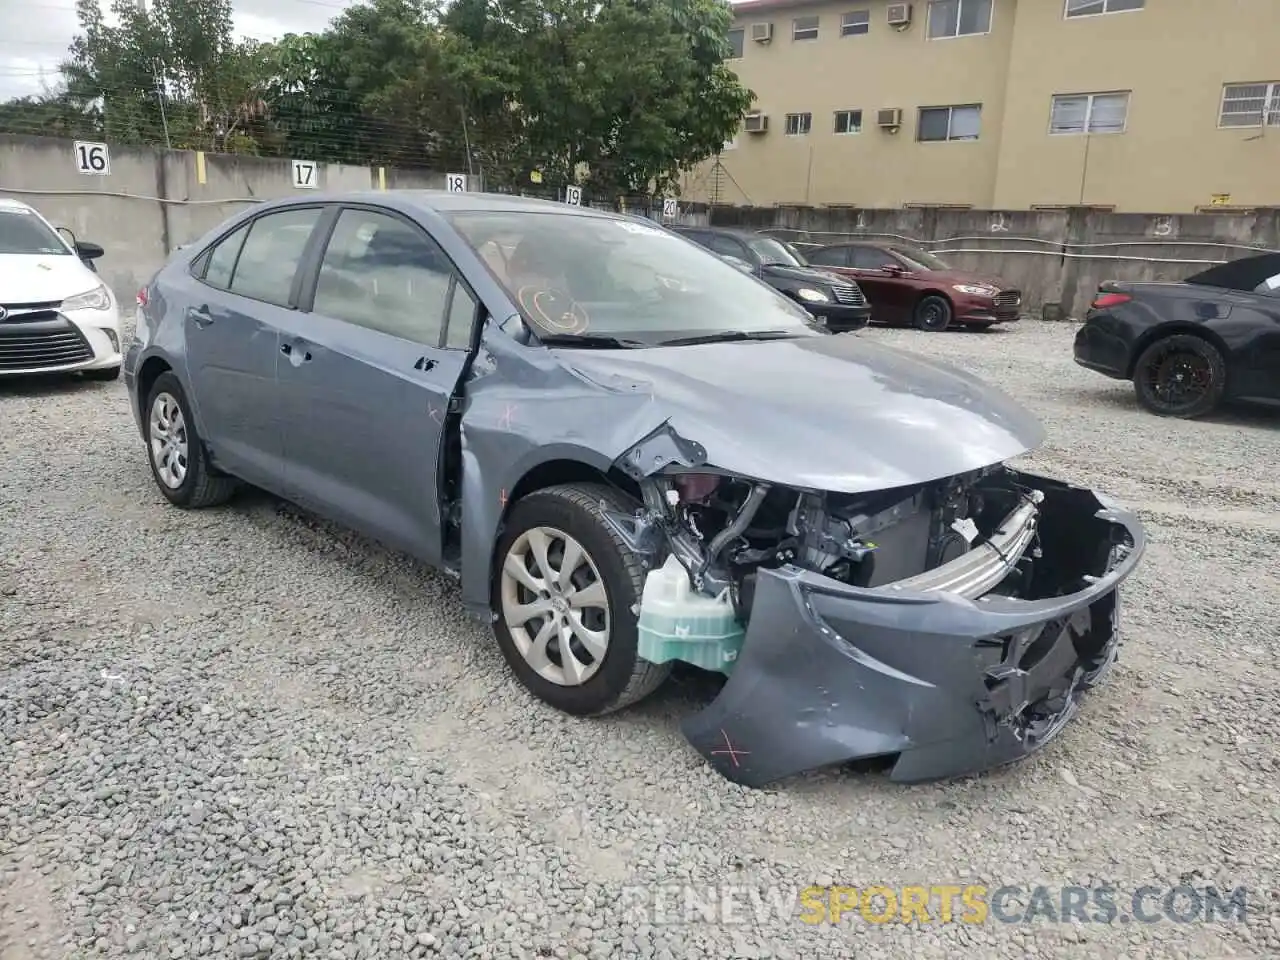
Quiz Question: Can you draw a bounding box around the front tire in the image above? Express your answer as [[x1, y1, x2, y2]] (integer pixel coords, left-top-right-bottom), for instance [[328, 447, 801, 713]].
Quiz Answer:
[[493, 482, 672, 716], [143, 372, 238, 508], [1132, 334, 1227, 419], [914, 295, 952, 332]]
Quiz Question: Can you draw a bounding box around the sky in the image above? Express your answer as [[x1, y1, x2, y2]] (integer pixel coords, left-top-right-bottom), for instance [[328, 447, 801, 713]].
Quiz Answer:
[[0, 0, 362, 100]]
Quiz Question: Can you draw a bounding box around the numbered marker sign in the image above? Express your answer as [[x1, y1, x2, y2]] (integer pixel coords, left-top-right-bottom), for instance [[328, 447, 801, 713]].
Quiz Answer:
[[662, 198, 678, 220], [446, 173, 468, 193], [74, 141, 110, 176], [291, 159, 318, 189], [565, 185, 582, 206]]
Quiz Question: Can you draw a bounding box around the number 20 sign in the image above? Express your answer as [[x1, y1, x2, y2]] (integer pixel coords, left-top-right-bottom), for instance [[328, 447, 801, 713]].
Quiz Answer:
[[74, 141, 111, 176]]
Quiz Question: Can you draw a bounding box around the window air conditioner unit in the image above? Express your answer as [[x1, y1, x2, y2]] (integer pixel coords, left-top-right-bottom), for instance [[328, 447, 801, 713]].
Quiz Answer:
[[887, 3, 912, 25], [743, 112, 769, 133], [750, 22, 773, 42], [877, 108, 903, 129]]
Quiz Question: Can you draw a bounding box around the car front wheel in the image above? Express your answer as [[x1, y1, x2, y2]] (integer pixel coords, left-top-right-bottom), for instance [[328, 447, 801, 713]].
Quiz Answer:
[[1132, 334, 1227, 419], [143, 372, 238, 508], [493, 482, 672, 716], [914, 295, 953, 332]]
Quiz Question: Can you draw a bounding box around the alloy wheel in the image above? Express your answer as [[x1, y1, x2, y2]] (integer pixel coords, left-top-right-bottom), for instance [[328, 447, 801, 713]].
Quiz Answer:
[[1144, 347, 1212, 413], [148, 392, 189, 489], [499, 525, 611, 687]]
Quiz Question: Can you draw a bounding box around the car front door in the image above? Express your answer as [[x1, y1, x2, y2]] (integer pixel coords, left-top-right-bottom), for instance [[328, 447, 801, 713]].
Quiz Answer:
[[179, 205, 324, 490], [273, 204, 476, 567], [850, 245, 912, 323]]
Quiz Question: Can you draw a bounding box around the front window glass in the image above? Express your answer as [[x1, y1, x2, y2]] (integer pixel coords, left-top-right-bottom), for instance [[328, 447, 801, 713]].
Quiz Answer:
[[448, 211, 815, 341], [747, 236, 807, 266], [0, 209, 70, 255], [890, 246, 950, 270]]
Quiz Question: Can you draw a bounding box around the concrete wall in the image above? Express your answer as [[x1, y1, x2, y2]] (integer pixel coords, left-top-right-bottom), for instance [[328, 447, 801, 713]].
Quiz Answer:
[[0, 134, 434, 303], [711, 204, 1280, 319]]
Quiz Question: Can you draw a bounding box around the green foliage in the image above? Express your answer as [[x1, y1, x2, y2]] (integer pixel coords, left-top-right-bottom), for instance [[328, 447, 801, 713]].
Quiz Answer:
[[0, 0, 752, 196]]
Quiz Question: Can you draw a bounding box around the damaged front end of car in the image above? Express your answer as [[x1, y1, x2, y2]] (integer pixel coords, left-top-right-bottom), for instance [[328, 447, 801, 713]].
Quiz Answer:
[[601, 424, 1146, 788]]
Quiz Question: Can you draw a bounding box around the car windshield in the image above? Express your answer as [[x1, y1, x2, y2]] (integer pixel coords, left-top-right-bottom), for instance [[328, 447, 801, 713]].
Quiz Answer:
[[890, 246, 949, 271], [448, 211, 817, 343], [747, 236, 808, 267], [0, 209, 71, 256]]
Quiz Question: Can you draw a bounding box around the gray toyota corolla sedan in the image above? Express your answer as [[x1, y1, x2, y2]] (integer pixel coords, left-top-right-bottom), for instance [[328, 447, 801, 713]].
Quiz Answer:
[[124, 191, 1145, 788]]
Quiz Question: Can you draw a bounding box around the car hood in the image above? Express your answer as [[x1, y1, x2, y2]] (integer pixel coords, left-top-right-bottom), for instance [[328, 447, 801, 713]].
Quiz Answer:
[[0, 253, 100, 304], [913, 268, 1010, 289], [762, 263, 852, 287], [554, 333, 1045, 493]]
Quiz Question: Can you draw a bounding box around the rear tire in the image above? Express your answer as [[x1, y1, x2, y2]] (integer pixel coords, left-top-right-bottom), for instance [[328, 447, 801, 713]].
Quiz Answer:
[[914, 295, 952, 332], [492, 482, 672, 716], [1132, 334, 1226, 419], [82, 365, 121, 382], [143, 372, 239, 508]]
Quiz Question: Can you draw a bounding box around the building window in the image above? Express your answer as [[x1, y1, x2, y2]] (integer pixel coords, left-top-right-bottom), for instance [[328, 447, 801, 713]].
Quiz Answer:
[[927, 0, 992, 38], [792, 15, 819, 40], [1065, 0, 1144, 17], [841, 10, 870, 35], [917, 104, 981, 141], [834, 110, 863, 134], [785, 112, 812, 136], [727, 28, 745, 59], [1050, 92, 1130, 134], [1219, 82, 1280, 128]]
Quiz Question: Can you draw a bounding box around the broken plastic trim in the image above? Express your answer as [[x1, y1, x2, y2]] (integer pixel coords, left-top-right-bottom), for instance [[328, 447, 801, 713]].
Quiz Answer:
[[886, 490, 1042, 599]]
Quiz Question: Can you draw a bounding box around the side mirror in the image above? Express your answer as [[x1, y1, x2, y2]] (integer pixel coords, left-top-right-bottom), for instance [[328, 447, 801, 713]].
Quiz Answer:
[[721, 255, 755, 274], [75, 241, 105, 260], [882, 263, 906, 276]]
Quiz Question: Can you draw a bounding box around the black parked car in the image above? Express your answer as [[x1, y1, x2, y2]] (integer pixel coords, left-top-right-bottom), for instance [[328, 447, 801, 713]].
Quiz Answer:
[[1074, 252, 1280, 419], [671, 226, 871, 332]]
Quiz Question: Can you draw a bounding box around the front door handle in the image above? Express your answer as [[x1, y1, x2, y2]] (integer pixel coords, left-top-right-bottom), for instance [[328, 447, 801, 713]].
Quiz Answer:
[[281, 342, 312, 363], [187, 306, 214, 328], [414, 356, 436, 372]]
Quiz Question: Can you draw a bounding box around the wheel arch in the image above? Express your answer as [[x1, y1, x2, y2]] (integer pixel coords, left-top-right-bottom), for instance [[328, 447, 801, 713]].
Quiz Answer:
[[1124, 323, 1231, 380], [135, 354, 174, 423], [916, 289, 954, 309]]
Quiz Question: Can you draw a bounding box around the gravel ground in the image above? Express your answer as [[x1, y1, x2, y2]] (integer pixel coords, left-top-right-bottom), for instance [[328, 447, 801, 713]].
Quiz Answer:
[[2, 319, 1278, 960]]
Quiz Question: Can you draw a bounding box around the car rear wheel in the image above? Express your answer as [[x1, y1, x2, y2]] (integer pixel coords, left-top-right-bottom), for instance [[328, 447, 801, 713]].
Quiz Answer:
[[914, 295, 952, 332], [143, 372, 238, 508], [1132, 334, 1227, 419], [493, 482, 672, 716]]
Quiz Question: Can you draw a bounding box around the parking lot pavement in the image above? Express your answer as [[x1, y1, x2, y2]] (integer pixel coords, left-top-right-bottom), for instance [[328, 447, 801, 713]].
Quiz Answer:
[[2, 321, 1278, 960]]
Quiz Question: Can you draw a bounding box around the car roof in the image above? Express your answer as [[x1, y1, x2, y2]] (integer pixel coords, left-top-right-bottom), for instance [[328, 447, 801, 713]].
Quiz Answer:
[[0, 198, 36, 212], [672, 225, 764, 239], [240, 189, 635, 222]]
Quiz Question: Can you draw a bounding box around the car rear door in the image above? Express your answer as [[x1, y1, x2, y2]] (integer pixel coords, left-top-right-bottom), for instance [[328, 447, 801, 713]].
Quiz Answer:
[[273, 203, 476, 567], [178, 205, 325, 490]]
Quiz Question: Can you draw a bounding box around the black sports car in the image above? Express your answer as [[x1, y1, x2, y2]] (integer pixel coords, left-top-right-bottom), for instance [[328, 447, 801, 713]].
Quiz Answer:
[[669, 226, 872, 332], [1074, 252, 1280, 418]]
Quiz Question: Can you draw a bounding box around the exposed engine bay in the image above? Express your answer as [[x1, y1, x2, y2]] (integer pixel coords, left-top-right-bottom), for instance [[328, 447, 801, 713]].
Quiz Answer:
[[606, 463, 1116, 633]]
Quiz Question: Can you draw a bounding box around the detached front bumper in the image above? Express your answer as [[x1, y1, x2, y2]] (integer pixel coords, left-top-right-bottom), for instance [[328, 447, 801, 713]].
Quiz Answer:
[[681, 473, 1145, 787]]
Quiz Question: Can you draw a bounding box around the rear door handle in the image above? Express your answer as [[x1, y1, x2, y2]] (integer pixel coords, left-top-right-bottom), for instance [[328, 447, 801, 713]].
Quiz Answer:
[[187, 306, 214, 328], [414, 356, 436, 372]]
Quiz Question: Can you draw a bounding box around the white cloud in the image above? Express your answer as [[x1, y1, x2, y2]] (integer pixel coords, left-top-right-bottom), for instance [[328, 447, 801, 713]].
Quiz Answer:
[[0, 0, 356, 101]]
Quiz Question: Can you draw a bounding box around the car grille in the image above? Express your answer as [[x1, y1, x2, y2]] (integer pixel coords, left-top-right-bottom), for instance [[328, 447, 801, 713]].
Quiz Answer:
[[0, 306, 94, 371], [994, 290, 1022, 310], [831, 282, 866, 306]]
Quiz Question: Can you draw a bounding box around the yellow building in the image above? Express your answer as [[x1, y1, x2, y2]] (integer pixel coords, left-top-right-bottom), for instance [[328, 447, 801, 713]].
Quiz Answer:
[[685, 0, 1280, 213]]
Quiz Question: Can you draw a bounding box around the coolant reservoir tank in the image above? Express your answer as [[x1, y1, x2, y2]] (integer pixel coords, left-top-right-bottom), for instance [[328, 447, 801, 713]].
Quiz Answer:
[[636, 555, 746, 675]]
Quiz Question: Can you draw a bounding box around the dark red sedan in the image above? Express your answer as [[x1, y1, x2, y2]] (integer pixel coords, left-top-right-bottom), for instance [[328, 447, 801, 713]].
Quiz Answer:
[[805, 241, 1023, 332]]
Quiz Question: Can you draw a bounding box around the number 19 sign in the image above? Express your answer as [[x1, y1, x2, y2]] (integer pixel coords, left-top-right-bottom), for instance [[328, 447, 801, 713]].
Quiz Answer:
[[74, 141, 111, 176]]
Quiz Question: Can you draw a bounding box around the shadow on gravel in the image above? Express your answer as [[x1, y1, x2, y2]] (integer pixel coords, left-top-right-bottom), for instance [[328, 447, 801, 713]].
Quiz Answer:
[[1076, 385, 1280, 430], [0, 372, 116, 398]]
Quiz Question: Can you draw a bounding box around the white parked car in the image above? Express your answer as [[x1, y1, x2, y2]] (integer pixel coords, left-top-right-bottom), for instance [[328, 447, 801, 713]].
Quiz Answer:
[[0, 198, 123, 381]]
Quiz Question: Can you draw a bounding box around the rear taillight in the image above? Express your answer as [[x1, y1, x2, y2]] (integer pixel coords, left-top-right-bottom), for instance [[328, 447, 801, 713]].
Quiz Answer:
[[1091, 292, 1132, 310], [136, 287, 148, 307]]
